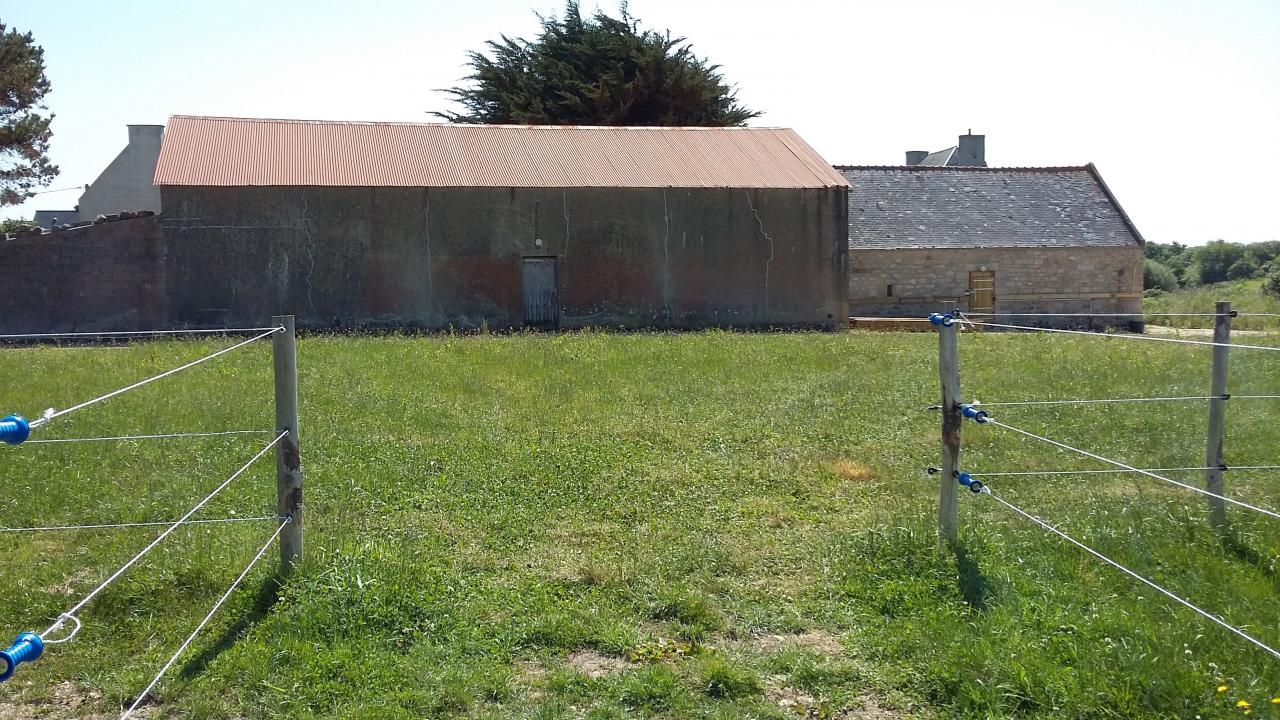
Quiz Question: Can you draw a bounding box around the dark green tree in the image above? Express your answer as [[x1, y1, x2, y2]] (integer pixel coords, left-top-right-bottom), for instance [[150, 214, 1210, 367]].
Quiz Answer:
[[0, 22, 57, 206], [435, 2, 759, 126]]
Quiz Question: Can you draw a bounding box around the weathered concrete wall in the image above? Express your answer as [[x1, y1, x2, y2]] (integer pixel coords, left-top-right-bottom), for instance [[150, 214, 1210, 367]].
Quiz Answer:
[[849, 245, 1144, 326], [160, 185, 847, 330], [79, 125, 164, 220], [0, 216, 167, 333]]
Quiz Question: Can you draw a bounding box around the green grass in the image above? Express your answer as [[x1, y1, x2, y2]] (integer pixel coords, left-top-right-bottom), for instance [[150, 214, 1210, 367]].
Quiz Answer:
[[1, 329, 1279, 718], [1145, 279, 1280, 329]]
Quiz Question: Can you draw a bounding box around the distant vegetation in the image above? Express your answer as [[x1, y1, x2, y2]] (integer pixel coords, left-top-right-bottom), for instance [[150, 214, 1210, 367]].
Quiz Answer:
[[1145, 239, 1280, 298]]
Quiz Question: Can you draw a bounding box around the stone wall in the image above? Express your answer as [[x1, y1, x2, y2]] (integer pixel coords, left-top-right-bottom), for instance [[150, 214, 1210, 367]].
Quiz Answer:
[[849, 245, 1144, 326], [0, 216, 167, 333]]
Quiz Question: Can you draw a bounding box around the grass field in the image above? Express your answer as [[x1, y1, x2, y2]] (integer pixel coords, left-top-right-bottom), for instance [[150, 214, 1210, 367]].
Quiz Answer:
[[1, 329, 1279, 719], [1145, 280, 1280, 330]]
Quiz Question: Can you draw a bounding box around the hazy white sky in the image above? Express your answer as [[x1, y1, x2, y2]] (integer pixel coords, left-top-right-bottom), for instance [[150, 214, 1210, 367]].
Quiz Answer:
[[6, 0, 1278, 244]]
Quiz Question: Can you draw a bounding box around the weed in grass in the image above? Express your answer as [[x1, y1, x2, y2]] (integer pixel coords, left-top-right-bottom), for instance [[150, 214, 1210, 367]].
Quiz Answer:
[[696, 655, 763, 699], [617, 664, 690, 713]]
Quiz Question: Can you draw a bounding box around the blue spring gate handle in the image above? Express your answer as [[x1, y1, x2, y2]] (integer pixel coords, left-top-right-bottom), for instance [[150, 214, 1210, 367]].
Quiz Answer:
[[0, 416, 30, 445], [0, 633, 43, 682]]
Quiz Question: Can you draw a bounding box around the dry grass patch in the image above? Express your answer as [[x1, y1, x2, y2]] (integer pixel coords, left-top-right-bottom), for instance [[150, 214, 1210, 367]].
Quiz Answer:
[[565, 650, 632, 679], [826, 459, 876, 483]]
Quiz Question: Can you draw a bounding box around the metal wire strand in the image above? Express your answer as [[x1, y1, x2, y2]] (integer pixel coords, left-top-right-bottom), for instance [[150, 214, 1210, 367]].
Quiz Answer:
[[0, 327, 283, 340], [42, 431, 287, 636], [0, 516, 281, 533], [972, 395, 1280, 407], [23, 430, 274, 445], [960, 319, 1280, 352], [983, 418, 1280, 521], [981, 487, 1280, 660], [119, 517, 291, 720], [28, 328, 282, 429], [970, 466, 1280, 477]]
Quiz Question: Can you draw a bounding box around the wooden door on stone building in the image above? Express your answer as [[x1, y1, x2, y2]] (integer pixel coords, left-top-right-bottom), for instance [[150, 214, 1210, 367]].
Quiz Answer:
[[968, 271, 995, 317]]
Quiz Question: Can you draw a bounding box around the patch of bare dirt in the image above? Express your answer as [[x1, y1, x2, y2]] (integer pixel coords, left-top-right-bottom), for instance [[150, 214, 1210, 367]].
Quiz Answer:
[[747, 630, 844, 656], [838, 694, 900, 719], [0, 681, 162, 719], [565, 650, 632, 678]]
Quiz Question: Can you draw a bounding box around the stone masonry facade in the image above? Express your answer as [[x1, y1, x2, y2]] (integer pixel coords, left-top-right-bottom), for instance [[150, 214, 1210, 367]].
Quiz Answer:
[[849, 245, 1144, 326]]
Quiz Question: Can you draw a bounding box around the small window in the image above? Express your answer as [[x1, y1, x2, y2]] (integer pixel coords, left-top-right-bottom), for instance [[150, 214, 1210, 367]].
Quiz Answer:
[[886, 283, 894, 298]]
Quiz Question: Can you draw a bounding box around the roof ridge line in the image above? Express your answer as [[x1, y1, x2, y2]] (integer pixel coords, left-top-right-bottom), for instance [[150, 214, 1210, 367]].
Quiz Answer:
[[167, 115, 788, 131]]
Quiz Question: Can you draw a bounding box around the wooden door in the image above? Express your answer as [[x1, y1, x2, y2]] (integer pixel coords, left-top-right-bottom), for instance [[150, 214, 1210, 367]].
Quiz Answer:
[[522, 257, 559, 328], [968, 271, 995, 316]]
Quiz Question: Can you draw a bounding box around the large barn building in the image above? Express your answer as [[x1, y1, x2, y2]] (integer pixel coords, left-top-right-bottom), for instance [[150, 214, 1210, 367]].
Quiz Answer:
[[839, 163, 1144, 325], [151, 116, 849, 331]]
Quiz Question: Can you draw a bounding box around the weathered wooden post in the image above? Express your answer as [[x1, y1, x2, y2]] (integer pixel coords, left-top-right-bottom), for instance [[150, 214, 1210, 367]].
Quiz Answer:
[[938, 318, 961, 544], [272, 315, 303, 570], [1204, 301, 1231, 530]]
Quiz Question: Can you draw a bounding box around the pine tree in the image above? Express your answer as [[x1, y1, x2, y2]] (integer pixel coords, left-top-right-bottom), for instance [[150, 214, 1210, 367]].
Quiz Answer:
[[0, 22, 57, 206], [436, 2, 759, 126]]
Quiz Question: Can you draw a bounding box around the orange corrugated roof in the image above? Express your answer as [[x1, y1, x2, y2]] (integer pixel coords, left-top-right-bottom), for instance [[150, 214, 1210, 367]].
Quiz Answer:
[[154, 116, 848, 189]]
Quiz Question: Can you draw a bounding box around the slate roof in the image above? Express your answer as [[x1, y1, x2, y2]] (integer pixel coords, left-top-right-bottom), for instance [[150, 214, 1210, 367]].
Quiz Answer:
[[915, 147, 956, 166], [837, 164, 1144, 250], [33, 210, 78, 229], [155, 116, 848, 189]]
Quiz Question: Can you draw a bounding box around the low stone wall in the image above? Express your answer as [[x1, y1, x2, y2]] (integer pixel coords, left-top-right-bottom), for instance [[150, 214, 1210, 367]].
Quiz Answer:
[[849, 245, 1144, 327], [0, 215, 167, 333]]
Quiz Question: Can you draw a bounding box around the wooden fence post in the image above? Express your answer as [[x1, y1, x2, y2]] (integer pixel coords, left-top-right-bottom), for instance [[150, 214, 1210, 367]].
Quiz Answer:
[[1204, 301, 1231, 530], [939, 319, 961, 544], [272, 315, 303, 571]]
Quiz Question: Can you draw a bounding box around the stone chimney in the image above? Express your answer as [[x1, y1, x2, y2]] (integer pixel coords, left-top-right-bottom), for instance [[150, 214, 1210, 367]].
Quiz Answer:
[[905, 150, 928, 166], [955, 130, 986, 166]]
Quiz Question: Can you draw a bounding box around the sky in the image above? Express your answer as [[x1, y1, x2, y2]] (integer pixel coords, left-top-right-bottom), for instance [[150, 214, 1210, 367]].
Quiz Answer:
[[5, 0, 1278, 245]]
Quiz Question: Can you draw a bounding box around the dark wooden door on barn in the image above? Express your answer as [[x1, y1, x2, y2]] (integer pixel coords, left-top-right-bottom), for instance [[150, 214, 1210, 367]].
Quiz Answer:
[[968, 271, 995, 316], [522, 257, 559, 328]]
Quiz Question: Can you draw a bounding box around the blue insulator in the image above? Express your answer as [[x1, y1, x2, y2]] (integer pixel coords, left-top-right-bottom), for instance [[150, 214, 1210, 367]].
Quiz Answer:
[[955, 472, 985, 494], [960, 404, 989, 424], [928, 313, 954, 327], [0, 633, 43, 682], [0, 416, 29, 445]]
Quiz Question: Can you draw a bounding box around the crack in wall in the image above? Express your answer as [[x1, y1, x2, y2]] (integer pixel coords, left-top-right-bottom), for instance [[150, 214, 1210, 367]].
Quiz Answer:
[[562, 189, 570, 256], [745, 191, 774, 311], [299, 191, 317, 312]]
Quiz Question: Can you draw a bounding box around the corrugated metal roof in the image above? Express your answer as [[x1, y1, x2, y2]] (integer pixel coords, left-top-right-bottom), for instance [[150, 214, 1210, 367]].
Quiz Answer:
[[838, 165, 1144, 250], [154, 116, 848, 189]]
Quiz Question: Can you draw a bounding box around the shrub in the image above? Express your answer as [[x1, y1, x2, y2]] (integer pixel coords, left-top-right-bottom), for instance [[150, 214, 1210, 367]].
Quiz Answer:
[[1143, 259, 1179, 292], [1262, 266, 1280, 299], [1227, 255, 1262, 280]]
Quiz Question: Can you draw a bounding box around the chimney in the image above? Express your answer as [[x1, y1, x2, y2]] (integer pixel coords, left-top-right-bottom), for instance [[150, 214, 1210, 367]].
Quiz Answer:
[[127, 124, 164, 147], [956, 130, 986, 166], [905, 150, 929, 165]]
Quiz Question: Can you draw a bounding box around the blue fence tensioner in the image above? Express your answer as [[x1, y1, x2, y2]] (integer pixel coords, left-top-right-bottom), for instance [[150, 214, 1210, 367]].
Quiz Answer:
[[0, 415, 30, 445], [0, 633, 43, 682], [960, 404, 989, 424], [955, 472, 985, 494], [928, 313, 954, 327]]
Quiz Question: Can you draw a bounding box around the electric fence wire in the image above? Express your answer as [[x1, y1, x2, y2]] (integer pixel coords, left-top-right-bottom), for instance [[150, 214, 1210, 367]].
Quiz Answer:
[[983, 418, 1280, 521], [24, 430, 274, 445], [27, 328, 281, 430], [981, 486, 1280, 661], [970, 465, 1280, 478], [40, 431, 287, 640], [971, 395, 1280, 407], [960, 319, 1280, 352], [0, 516, 281, 534], [119, 516, 291, 720]]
